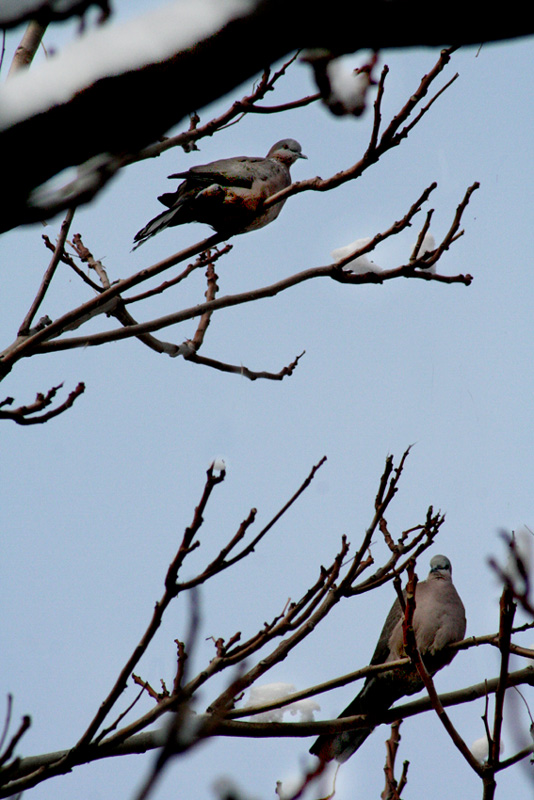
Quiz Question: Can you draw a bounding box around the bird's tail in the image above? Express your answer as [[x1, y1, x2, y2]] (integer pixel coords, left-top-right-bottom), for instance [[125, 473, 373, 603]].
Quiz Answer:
[[309, 695, 375, 763], [132, 206, 181, 250], [310, 679, 397, 763], [310, 726, 375, 763]]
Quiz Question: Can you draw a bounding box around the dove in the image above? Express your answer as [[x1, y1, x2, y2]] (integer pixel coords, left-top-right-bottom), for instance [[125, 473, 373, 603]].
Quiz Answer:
[[310, 555, 466, 762], [133, 139, 306, 248]]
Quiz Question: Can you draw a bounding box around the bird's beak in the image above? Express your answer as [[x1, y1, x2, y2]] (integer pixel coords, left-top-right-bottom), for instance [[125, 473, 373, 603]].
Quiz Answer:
[[299, 152, 308, 159]]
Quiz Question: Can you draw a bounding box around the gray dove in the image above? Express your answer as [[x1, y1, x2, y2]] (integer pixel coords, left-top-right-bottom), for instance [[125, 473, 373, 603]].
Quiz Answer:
[[133, 139, 306, 248], [310, 554, 466, 762]]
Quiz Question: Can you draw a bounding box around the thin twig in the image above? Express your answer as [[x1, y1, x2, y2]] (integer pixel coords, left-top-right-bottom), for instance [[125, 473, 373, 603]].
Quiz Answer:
[[126, 53, 314, 166], [131, 589, 201, 800], [20, 179, 474, 361], [18, 208, 76, 336], [183, 350, 306, 381], [401, 562, 484, 776], [123, 246, 232, 306], [26, 255, 472, 355], [262, 49, 459, 211], [381, 721, 406, 800], [0, 382, 85, 425], [0, 697, 13, 757], [493, 587, 517, 755], [0, 716, 30, 768]]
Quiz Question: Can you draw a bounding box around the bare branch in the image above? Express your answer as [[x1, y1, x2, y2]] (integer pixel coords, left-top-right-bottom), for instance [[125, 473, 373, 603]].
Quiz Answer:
[[126, 53, 316, 166], [0, 382, 85, 425], [7, 20, 47, 76], [489, 531, 534, 617], [262, 49, 459, 211], [95, 687, 148, 744], [184, 350, 306, 382], [123, 246, 232, 306], [176, 456, 327, 592], [381, 721, 407, 800], [480, 586, 517, 800], [69, 233, 111, 289], [0, 714, 31, 768], [18, 208, 76, 336], [42, 233, 102, 291], [401, 561, 484, 776], [0, 698, 12, 758], [0, 232, 225, 372], [130, 590, 202, 800], [20, 215, 472, 357]]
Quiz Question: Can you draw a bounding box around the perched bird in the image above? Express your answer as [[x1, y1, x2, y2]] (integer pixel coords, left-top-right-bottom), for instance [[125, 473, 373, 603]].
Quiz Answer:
[[133, 139, 307, 248], [310, 555, 466, 762]]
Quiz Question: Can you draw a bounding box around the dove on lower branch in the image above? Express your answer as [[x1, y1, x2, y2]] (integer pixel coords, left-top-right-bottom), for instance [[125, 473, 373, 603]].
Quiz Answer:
[[133, 139, 307, 249], [310, 554, 466, 762]]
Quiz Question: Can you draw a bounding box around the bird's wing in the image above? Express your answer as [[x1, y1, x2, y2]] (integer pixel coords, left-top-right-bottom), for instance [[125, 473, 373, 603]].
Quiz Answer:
[[309, 556, 466, 763], [368, 594, 405, 665], [168, 156, 269, 189]]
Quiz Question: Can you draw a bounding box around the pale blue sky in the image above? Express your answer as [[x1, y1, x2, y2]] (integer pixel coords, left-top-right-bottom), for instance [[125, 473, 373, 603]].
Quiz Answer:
[[2, 5, 534, 799]]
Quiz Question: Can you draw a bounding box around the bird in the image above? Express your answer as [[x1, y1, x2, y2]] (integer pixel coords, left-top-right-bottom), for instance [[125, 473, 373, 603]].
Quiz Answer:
[[310, 554, 466, 762], [132, 139, 307, 248]]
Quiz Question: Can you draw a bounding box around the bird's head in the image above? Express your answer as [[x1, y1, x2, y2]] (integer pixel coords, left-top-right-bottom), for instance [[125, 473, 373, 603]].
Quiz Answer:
[[429, 554, 453, 578], [267, 139, 307, 165]]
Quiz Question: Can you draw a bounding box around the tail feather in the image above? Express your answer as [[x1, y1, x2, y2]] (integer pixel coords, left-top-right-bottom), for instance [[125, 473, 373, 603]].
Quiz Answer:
[[310, 692, 375, 762], [310, 677, 399, 762], [132, 205, 185, 250], [310, 722, 374, 763]]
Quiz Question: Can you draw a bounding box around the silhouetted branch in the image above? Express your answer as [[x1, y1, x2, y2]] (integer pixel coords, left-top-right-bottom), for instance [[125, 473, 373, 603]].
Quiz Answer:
[[184, 350, 306, 381], [5, 668, 534, 792], [18, 209, 76, 336], [0, 48, 475, 414], [381, 721, 407, 800], [489, 531, 534, 617], [0, 714, 30, 769], [125, 54, 315, 167], [262, 48, 458, 211], [0, 382, 85, 424], [18, 188, 473, 356]]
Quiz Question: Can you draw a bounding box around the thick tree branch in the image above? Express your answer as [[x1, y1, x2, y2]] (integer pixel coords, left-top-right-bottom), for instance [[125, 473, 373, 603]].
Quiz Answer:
[[4, 668, 534, 793], [1, 3, 531, 231]]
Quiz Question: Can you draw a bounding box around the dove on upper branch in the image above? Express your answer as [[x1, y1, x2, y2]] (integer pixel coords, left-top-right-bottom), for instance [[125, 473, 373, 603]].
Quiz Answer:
[[133, 139, 306, 248]]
